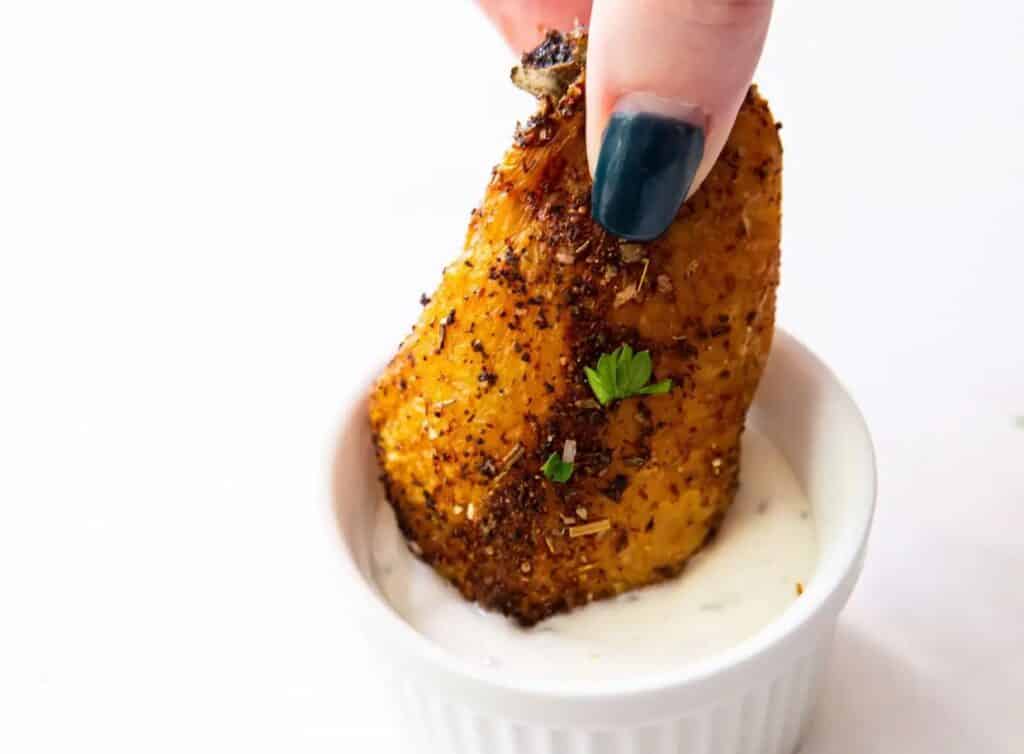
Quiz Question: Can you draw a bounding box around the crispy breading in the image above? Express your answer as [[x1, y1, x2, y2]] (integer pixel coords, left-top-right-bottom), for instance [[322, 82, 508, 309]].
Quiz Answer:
[[369, 29, 782, 626]]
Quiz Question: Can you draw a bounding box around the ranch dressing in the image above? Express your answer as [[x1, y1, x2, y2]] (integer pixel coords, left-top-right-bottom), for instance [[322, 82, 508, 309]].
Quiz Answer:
[[371, 426, 816, 680]]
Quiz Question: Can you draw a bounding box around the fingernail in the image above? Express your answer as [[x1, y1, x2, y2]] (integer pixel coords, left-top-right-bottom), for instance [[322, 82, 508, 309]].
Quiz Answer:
[[592, 95, 705, 241]]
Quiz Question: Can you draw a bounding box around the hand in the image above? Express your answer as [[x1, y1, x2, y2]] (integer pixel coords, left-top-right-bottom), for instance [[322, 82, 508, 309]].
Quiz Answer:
[[477, 0, 773, 241]]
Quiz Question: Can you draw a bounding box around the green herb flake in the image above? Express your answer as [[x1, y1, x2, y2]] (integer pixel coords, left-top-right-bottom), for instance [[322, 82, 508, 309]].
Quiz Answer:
[[584, 344, 673, 406], [541, 452, 574, 483]]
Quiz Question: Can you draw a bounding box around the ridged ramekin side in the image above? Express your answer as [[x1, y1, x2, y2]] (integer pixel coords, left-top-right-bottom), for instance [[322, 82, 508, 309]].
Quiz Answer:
[[389, 635, 831, 754]]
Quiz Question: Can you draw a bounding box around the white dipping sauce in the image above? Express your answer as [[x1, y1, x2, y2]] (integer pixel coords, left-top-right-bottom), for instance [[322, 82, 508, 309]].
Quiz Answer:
[[371, 426, 816, 680]]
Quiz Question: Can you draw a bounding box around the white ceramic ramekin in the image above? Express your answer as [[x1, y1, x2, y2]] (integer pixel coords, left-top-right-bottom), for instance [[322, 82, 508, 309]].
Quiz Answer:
[[330, 329, 876, 754]]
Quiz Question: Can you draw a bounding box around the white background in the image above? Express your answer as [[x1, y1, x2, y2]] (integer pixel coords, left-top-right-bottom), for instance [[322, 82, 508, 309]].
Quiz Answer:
[[1, 1, 1022, 751]]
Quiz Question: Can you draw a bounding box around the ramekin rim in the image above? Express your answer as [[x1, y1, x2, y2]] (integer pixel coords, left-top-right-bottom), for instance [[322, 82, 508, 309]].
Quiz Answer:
[[330, 329, 877, 701]]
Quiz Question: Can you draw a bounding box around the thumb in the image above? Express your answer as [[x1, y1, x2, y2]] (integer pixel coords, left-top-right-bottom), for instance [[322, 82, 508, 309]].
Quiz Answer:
[[586, 0, 773, 240]]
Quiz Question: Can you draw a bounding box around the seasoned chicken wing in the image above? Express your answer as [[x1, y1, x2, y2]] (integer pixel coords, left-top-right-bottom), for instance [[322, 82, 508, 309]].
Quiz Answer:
[[369, 29, 782, 626]]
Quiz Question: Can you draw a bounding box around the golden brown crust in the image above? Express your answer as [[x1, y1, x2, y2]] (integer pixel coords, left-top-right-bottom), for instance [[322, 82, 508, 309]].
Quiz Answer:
[[369, 29, 782, 626]]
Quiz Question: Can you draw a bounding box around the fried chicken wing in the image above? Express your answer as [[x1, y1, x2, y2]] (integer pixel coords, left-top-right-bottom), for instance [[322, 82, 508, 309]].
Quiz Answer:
[[369, 29, 782, 626]]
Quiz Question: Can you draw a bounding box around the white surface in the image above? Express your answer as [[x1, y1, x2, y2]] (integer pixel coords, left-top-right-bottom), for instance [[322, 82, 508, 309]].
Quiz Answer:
[[371, 427, 818, 682], [0, 1, 1021, 752]]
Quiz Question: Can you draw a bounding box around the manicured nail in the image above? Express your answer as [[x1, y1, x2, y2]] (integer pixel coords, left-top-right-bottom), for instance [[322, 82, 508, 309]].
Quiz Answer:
[[592, 94, 705, 241]]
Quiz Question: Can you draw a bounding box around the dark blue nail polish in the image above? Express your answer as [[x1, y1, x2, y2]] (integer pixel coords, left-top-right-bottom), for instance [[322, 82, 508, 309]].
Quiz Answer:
[[592, 112, 705, 241]]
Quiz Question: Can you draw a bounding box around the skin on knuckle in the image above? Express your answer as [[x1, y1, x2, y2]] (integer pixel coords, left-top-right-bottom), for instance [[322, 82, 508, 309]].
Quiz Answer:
[[678, 0, 772, 30]]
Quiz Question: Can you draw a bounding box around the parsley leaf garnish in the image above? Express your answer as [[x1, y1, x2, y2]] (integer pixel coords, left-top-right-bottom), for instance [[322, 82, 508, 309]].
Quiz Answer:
[[541, 452, 574, 483], [584, 344, 673, 406]]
